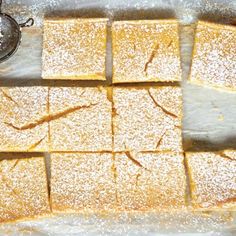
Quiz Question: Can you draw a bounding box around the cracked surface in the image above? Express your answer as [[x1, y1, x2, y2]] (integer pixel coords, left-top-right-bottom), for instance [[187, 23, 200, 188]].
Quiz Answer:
[[113, 86, 182, 152], [4, 103, 98, 131], [112, 20, 182, 83], [0, 157, 50, 223], [0, 87, 49, 152], [49, 87, 112, 151], [50, 153, 116, 213], [189, 21, 236, 91], [186, 151, 236, 210], [144, 43, 159, 76], [0, 86, 112, 152], [115, 152, 186, 211], [42, 18, 108, 80], [124, 151, 150, 172]]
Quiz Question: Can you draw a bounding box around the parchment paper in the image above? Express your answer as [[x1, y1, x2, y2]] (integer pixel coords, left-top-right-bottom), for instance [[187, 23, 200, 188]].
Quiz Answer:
[[0, 0, 235, 235]]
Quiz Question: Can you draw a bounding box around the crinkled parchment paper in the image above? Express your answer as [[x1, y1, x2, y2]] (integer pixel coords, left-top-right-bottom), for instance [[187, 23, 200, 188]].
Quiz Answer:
[[0, 0, 236, 235]]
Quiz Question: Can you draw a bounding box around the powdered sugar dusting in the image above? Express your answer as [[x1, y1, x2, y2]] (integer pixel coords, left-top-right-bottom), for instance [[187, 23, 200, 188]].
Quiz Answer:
[[189, 21, 236, 90], [50, 153, 116, 212], [115, 152, 186, 211], [0, 157, 50, 222], [112, 20, 182, 83], [49, 87, 112, 151], [42, 18, 107, 80], [187, 151, 236, 209], [113, 86, 182, 152], [0, 87, 49, 152]]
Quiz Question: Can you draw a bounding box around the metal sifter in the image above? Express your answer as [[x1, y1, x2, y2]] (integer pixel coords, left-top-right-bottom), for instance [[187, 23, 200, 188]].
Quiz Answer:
[[0, 0, 34, 63]]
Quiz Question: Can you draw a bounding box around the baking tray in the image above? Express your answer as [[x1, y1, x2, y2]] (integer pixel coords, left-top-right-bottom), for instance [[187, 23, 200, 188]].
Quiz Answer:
[[0, 0, 236, 235]]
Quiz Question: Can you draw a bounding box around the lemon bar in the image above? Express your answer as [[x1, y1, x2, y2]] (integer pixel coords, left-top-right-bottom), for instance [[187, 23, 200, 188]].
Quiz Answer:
[[112, 20, 182, 83], [186, 150, 236, 210], [115, 152, 186, 211], [49, 87, 112, 151], [113, 86, 182, 152], [0, 87, 49, 152], [50, 153, 116, 212], [42, 18, 108, 80], [189, 21, 236, 91], [0, 157, 50, 223]]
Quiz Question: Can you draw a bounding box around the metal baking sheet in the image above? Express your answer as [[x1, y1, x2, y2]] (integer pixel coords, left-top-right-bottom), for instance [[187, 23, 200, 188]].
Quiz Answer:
[[0, 0, 236, 235]]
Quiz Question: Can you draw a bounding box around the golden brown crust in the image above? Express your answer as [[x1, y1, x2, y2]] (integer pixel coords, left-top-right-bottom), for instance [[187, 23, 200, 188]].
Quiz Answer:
[[112, 20, 182, 83], [42, 18, 108, 80], [186, 151, 236, 211], [0, 87, 49, 152], [197, 20, 236, 32], [50, 153, 116, 213], [0, 157, 50, 223], [49, 87, 112, 151], [189, 21, 236, 91], [113, 86, 183, 152], [115, 152, 186, 211]]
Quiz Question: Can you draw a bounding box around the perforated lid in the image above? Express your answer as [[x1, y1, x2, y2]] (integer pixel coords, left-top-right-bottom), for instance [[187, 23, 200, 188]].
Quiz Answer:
[[0, 13, 21, 62]]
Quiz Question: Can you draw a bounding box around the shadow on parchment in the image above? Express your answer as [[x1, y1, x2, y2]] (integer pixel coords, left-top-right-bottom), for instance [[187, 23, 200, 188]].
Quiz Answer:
[[0, 152, 44, 161], [184, 135, 236, 152], [44, 7, 176, 20], [197, 4, 236, 25], [0, 79, 181, 87]]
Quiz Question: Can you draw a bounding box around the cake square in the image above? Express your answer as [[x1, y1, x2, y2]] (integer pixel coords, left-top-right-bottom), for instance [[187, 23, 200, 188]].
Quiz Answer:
[[42, 18, 108, 80], [49, 87, 112, 151], [0, 157, 50, 223], [115, 152, 186, 211], [189, 21, 236, 90], [0, 87, 49, 152], [186, 150, 236, 210], [50, 153, 116, 212], [113, 86, 182, 152], [112, 20, 182, 83]]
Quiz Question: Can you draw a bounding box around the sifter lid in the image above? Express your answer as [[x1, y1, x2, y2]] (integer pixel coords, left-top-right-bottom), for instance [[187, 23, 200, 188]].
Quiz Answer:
[[0, 0, 34, 63]]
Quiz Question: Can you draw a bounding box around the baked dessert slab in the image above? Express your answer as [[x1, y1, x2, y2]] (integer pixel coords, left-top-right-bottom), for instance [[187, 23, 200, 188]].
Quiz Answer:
[[50, 153, 116, 213], [189, 21, 236, 91], [113, 86, 182, 152], [49, 87, 112, 151], [0, 157, 50, 223], [42, 18, 108, 80], [0, 87, 49, 152], [186, 150, 236, 210], [115, 152, 186, 211], [49, 87, 112, 152], [112, 20, 182, 83]]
